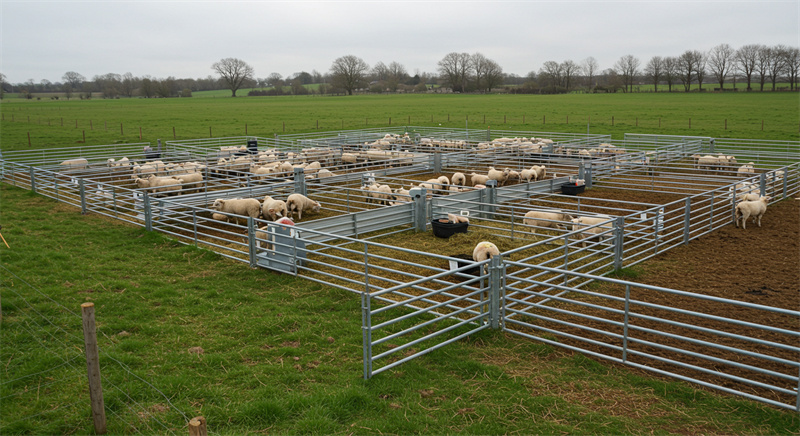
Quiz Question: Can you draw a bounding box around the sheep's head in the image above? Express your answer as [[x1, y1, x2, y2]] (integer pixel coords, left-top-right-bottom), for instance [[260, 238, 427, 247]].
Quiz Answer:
[[211, 199, 225, 210]]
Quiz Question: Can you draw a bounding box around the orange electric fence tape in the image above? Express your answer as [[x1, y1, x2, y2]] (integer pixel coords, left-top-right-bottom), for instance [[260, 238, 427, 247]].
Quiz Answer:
[[0, 225, 8, 248]]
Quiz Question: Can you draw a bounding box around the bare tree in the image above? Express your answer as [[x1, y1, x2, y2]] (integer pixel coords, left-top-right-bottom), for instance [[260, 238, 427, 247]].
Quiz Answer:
[[212, 57, 254, 97], [735, 44, 761, 91], [62, 71, 85, 100], [560, 60, 579, 92], [755, 46, 771, 91], [677, 50, 699, 91], [437, 52, 471, 92], [471, 53, 503, 93], [538, 61, 563, 93], [385, 61, 407, 92], [694, 51, 707, 90], [581, 56, 599, 91], [767, 44, 788, 90], [266, 72, 285, 94], [330, 55, 369, 95], [120, 72, 137, 97], [663, 56, 678, 92], [0, 72, 5, 99], [614, 54, 640, 92], [784, 47, 800, 90], [644, 56, 664, 92], [707, 43, 734, 90]]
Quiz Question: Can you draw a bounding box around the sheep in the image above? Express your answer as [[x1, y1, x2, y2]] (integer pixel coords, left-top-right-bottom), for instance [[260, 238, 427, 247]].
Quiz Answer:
[[316, 168, 335, 178], [531, 165, 547, 181], [304, 161, 321, 175], [437, 175, 450, 188], [472, 241, 500, 278], [107, 157, 130, 169], [470, 172, 490, 186], [523, 210, 575, 234], [262, 195, 288, 221], [736, 193, 761, 203], [211, 198, 261, 223], [737, 162, 755, 176], [735, 196, 770, 229], [286, 193, 321, 220], [571, 216, 614, 247], [507, 170, 521, 183], [697, 155, 720, 171], [172, 172, 203, 194], [134, 175, 182, 196], [250, 165, 274, 180], [447, 213, 469, 224], [365, 183, 393, 205], [60, 157, 88, 169], [451, 172, 467, 186], [520, 168, 536, 183], [341, 153, 358, 165], [211, 213, 229, 222], [487, 167, 511, 186]]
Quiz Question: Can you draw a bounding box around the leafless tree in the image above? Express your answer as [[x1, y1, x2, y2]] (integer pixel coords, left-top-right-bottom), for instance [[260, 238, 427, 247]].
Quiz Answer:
[[120, 72, 137, 97], [266, 72, 285, 94], [707, 43, 734, 90], [538, 61, 563, 92], [614, 54, 640, 92], [212, 57, 254, 97], [0, 72, 5, 99], [140, 76, 154, 98], [330, 54, 369, 95], [62, 71, 85, 100], [644, 56, 664, 92], [756, 46, 771, 91], [677, 50, 700, 91], [386, 61, 407, 91], [663, 56, 678, 92], [694, 51, 707, 90], [371, 61, 388, 82], [560, 60, 579, 92], [581, 56, 599, 91], [784, 47, 800, 90], [472, 53, 503, 93], [437, 52, 471, 92], [735, 44, 761, 91], [767, 44, 789, 90]]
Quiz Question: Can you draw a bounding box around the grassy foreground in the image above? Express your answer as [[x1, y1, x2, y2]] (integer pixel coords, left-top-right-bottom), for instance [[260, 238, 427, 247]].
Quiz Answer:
[[1, 183, 798, 434], [0, 92, 798, 152]]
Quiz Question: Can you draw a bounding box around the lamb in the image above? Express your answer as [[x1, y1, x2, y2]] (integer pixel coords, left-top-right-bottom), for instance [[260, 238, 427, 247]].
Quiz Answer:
[[736, 193, 761, 203], [523, 210, 575, 234], [134, 175, 182, 196], [316, 168, 335, 178], [365, 183, 393, 205], [250, 165, 274, 180], [211, 198, 262, 223], [737, 162, 755, 175], [286, 193, 321, 220], [451, 172, 467, 186], [531, 165, 547, 181], [447, 213, 470, 224], [304, 161, 321, 175], [60, 157, 88, 169], [487, 167, 511, 186], [261, 195, 288, 221], [341, 153, 358, 165], [473, 241, 500, 277], [520, 168, 536, 183], [571, 216, 614, 247], [470, 172, 490, 186], [735, 196, 770, 229], [107, 157, 130, 169], [172, 172, 203, 194]]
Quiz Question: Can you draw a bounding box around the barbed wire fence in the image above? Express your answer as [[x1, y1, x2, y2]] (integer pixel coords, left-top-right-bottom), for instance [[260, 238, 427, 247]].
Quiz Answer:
[[0, 263, 197, 434]]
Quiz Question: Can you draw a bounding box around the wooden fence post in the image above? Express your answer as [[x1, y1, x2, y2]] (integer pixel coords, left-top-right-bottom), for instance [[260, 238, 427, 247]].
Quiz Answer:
[[188, 416, 207, 436], [81, 303, 107, 434], [173, 126, 176, 139]]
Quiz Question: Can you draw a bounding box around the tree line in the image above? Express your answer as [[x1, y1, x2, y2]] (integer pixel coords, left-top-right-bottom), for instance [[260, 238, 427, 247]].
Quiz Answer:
[[1, 42, 797, 100]]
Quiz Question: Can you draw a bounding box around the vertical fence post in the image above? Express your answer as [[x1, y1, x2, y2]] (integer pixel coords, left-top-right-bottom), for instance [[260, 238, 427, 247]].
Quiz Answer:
[[29, 167, 36, 193], [683, 197, 691, 245], [362, 287, 372, 380], [79, 179, 87, 215], [488, 255, 502, 329], [585, 164, 593, 189], [293, 167, 307, 196], [781, 169, 788, 200], [485, 180, 497, 219], [81, 303, 107, 435], [188, 416, 207, 436], [144, 192, 152, 231], [622, 284, 631, 363], [759, 172, 767, 197], [247, 217, 257, 268], [433, 148, 442, 173], [709, 192, 715, 231], [410, 187, 427, 232], [614, 216, 625, 270]]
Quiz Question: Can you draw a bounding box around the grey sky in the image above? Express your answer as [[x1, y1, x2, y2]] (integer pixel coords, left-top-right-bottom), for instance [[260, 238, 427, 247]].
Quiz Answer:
[[1, 1, 798, 84]]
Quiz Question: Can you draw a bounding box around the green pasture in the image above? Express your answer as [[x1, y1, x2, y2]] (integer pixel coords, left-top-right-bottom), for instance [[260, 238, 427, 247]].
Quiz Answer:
[[1, 93, 798, 152], [1, 183, 797, 435]]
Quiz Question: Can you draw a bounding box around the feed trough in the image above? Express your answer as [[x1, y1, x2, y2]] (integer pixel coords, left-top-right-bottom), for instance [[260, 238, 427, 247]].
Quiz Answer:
[[431, 218, 469, 238], [560, 182, 586, 195]]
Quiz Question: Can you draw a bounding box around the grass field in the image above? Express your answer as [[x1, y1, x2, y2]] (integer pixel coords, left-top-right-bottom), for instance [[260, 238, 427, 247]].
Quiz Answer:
[[1, 184, 797, 435], [0, 92, 798, 152], [1, 94, 799, 434]]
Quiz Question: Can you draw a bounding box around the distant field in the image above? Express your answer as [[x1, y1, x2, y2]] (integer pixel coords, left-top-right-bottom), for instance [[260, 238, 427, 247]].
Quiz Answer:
[[1, 92, 797, 151]]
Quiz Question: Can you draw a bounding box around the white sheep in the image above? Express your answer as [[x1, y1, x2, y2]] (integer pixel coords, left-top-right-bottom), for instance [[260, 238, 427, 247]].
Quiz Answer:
[[286, 193, 321, 220], [735, 196, 770, 229], [171, 172, 203, 194], [472, 241, 500, 277], [365, 183, 393, 205], [451, 172, 467, 186], [211, 213, 229, 222], [447, 213, 469, 224], [262, 196, 288, 221], [520, 168, 536, 183], [737, 162, 755, 175], [316, 168, 335, 178], [736, 193, 761, 203], [531, 165, 547, 181], [60, 157, 88, 169], [107, 157, 130, 169], [211, 198, 262, 223], [523, 210, 574, 234], [487, 167, 511, 186], [470, 173, 490, 186], [134, 175, 182, 196], [571, 216, 614, 247]]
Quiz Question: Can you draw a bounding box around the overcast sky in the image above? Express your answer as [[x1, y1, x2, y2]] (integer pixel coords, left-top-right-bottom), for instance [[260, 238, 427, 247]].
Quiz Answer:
[[1, 1, 798, 84]]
